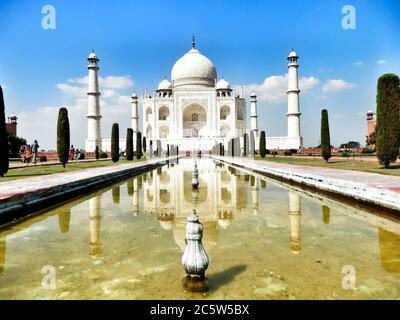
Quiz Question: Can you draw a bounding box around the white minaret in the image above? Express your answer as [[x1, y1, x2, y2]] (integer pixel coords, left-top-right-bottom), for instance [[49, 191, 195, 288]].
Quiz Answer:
[[86, 51, 102, 152], [131, 91, 139, 134], [287, 50, 301, 139], [250, 91, 258, 137]]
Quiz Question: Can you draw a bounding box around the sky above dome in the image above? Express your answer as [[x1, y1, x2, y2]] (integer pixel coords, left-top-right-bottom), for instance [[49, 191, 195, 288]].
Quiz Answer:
[[0, 0, 399, 149]]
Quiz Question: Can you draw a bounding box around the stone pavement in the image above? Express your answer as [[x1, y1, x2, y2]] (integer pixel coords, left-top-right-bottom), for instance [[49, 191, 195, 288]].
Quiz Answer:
[[9, 157, 110, 169], [210, 156, 400, 213]]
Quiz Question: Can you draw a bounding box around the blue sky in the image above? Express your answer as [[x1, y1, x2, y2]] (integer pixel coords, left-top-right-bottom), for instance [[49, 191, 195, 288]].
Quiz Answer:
[[0, 0, 399, 149]]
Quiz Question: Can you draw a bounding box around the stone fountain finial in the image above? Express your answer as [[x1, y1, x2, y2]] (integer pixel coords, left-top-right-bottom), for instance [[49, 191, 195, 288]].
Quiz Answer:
[[182, 210, 209, 279], [192, 160, 199, 189]]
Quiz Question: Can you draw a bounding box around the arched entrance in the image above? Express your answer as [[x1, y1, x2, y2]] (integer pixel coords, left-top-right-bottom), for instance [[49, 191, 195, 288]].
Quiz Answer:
[[182, 104, 207, 138]]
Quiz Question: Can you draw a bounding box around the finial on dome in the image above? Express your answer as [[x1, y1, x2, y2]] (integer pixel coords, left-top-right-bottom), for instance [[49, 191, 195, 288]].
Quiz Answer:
[[192, 35, 195, 49]]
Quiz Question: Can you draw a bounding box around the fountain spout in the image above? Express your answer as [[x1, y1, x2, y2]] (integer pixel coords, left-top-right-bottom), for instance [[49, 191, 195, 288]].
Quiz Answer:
[[191, 160, 199, 189], [182, 210, 209, 279]]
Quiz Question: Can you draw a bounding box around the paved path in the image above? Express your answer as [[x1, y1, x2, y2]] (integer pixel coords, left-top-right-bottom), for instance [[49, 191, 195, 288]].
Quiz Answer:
[[211, 156, 400, 212], [0, 158, 170, 202], [9, 158, 110, 169]]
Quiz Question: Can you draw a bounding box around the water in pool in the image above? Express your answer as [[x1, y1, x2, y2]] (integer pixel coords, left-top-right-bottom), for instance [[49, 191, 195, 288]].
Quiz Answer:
[[0, 158, 399, 299]]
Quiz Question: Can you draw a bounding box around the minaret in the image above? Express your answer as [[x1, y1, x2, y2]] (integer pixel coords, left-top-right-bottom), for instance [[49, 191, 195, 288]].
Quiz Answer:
[[86, 51, 102, 152], [287, 50, 301, 139], [250, 91, 258, 137], [131, 91, 139, 134]]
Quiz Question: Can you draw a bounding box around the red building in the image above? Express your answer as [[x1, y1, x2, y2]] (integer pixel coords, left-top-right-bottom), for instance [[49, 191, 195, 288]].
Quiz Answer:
[[367, 110, 376, 137], [6, 115, 17, 136]]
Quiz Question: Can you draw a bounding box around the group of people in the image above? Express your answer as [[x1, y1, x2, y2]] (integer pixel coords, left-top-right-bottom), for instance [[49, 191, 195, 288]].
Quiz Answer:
[[19, 140, 39, 164]]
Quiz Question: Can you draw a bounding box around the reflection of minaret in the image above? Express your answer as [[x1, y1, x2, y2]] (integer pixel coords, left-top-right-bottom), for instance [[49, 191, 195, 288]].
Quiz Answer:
[[0, 237, 6, 273], [133, 178, 139, 216], [89, 195, 102, 256], [288, 191, 302, 254], [251, 176, 259, 215], [58, 208, 71, 233], [322, 205, 330, 224]]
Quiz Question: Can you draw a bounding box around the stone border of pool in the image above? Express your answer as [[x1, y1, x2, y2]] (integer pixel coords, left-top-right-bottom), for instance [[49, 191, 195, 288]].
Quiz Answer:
[[0, 157, 181, 227], [210, 155, 400, 214]]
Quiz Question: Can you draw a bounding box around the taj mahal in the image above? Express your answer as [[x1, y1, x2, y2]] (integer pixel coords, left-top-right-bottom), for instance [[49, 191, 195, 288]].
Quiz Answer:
[[85, 38, 303, 153]]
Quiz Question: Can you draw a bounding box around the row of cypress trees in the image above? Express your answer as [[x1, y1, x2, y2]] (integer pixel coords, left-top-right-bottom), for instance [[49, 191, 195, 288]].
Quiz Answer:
[[111, 123, 145, 163]]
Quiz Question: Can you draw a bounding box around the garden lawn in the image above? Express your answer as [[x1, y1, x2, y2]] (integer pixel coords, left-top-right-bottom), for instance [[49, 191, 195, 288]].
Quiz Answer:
[[0, 159, 146, 182], [258, 156, 400, 177]]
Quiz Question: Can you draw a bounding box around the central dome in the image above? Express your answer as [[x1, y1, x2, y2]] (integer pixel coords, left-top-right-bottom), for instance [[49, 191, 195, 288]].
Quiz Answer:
[[171, 47, 217, 88]]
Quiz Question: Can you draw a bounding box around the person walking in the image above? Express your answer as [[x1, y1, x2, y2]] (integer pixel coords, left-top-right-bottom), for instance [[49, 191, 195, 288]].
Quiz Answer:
[[31, 140, 39, 165]]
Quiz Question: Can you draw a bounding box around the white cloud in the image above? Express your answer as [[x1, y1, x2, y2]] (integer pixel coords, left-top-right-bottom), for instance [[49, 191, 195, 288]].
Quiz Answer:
[[377, 59, 387, 64], [322, 79, 358, 93], [353, 60, 364, 67], [236, 74, 319, 102], [18, 74, 135, 150]]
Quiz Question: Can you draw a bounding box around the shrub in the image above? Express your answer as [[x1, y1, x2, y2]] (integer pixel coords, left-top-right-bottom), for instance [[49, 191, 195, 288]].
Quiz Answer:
[[271, 151, 278, 157], [136, 131, 142, 159], [100, 152, 108, 159], [376, 74, 400, 168], [39, 155, 47, 162], [111, 123, 119, 163], [265, 149, 270, 155], [57, 107, 70, 168], [320, 109, 331, 162], [341, 152, 350, 158], [126, 128, 134, 161], [95, 146, 100, 160], [361, 147, 375, 154], [259, 131, 266, 158], [284, 150, 293, 156], [78, 152, 85, 160], [289, 149, 298, 154], [243, 133, 248, 156]]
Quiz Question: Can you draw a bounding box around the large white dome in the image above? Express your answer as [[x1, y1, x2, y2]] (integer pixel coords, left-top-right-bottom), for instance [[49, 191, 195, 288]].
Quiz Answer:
[[171, 47, 217, 88]]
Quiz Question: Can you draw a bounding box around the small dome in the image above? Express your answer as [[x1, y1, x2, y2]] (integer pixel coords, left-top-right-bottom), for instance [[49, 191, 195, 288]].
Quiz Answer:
[[9, 114, 17, 118], [157, 79, 172, 91], [288, 50, 298, 58], [131, 91, 138, 98], [367, 110, 374, 114], [250, 90, 257, 97], [88, 51, 98, 60], [171, 48, 217, 88], [216, 78, 230, 90]]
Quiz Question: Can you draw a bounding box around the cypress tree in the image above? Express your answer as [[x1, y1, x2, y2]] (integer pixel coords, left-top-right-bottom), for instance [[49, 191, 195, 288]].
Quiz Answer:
[[259, 131, 266, 158], [376, 74, 400, 168], [136, 131, 142, 159], [0, 86, 9, 177], [57, 107, 70, 168], [126, 128, 133, 160], [320, 109, 331, 162], [243, 133, 248, 157], [231, 138, 235, 157], [142, 136, 147, 155], [166, 144, 170, 157], [111, 123, 119, 163]]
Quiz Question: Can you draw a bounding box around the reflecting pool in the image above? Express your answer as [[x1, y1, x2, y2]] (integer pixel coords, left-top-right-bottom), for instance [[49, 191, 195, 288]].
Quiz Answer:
[[0, 158, 399, 299]]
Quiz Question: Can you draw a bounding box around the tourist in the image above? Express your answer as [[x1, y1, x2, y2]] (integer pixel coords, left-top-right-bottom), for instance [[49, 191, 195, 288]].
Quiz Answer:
[[31, 140, 39, 165], [19, 144, 27, 163], [69, 145, 75, 160]]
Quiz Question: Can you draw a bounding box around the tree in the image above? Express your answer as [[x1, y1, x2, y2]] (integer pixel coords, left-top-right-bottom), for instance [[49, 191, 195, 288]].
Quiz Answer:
[[126, 128, 133, 160], [8, 134, 26, 157], [136, 131, 142, 159], [320, 109, 331, 162], [95, 146, 100, 160], [142, 136, 147, 155], [259, 131, 266, 158], [376, 74, 400, 168], [111, 123, 119, 163], [166, 144, 170, 157], [243, 133, 248, 157], [57, 107, 70, 168], [0, 86, 9, 177]]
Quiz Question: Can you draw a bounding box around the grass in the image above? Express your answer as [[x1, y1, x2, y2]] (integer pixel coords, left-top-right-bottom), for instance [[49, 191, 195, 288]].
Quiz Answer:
[[257, 156, 400, 177], [0, 158, 147, 182]]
